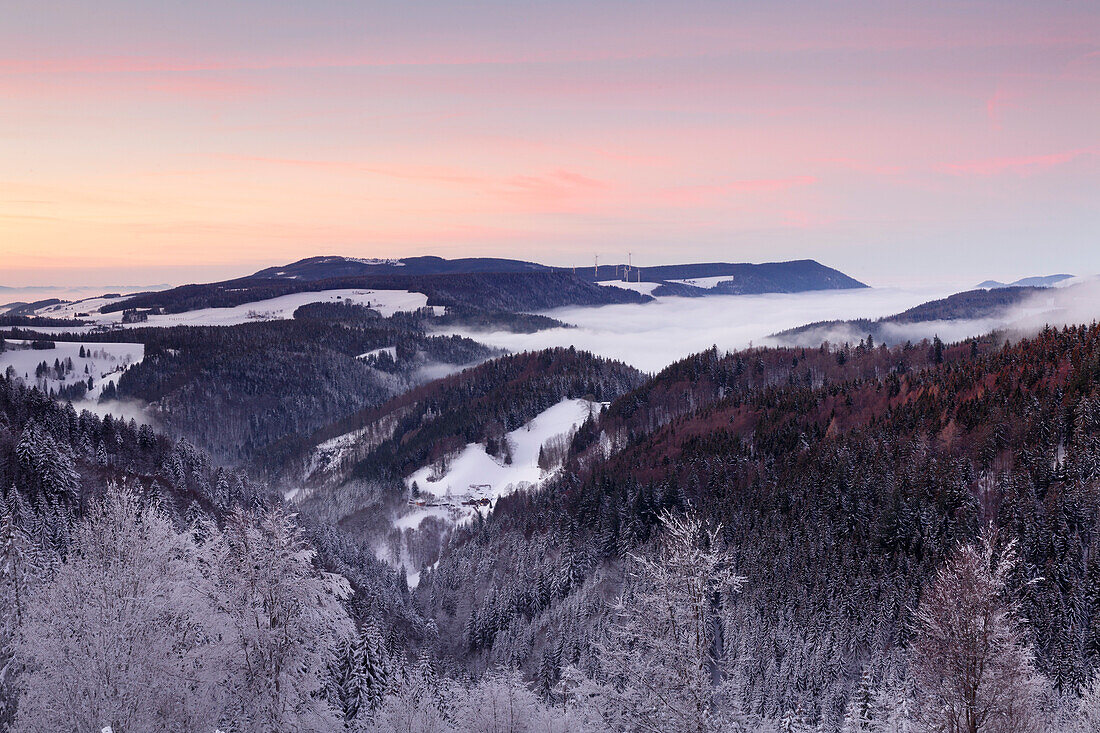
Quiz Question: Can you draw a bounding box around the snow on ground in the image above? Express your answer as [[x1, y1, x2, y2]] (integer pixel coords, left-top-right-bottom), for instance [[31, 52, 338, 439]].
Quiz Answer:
[[399, 398, 599, 530], [598, 275, 735, 292], [666, 275, 736, 289], [139, 288, 428, 324], [25, 294, 138, 327], [357, 346, 397, 360], [302, 408, 412, 489], [26, 288, 431, 332], [598, 280, 663, 296], [0, 339, 144, 397]]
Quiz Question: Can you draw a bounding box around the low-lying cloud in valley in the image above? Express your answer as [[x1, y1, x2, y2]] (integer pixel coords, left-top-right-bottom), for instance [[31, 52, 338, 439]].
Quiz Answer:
[[436, 286, 955, 372], [436, 279, 1100, 373], [769, 277, 1100, 352]]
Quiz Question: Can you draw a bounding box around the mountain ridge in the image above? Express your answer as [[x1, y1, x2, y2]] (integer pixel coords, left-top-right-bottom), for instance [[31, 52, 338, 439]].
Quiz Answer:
[[976, 273, 1074, 289], [253, 255, 868, 294]]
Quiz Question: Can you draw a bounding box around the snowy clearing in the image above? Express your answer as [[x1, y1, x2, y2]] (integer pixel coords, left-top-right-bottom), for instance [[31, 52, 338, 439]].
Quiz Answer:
[[0, 339, 144, 398], [24, 288, 431, 332], [597, 280, 663, 295], [666, 275, 736, 289], [0, 285, 155, 312], [399, 398, 599, 529], [357, 346, 397, 360]]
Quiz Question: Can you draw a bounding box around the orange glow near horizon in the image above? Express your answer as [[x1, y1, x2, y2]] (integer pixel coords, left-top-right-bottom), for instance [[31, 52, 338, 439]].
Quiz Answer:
[[1, 1, 1098, 287]]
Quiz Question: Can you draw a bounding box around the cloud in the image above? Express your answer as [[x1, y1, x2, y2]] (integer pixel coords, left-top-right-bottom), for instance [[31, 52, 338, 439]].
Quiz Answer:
[[767, 278, 1100, 352], [499, 169, 613, 210], [428, 279, 1100, 374], [431, 286, 957, 373], [985, 87, 1017, 130], [80, 398, 158, 427], [659, 175, 817, 206], [210, 154, 489, 186]]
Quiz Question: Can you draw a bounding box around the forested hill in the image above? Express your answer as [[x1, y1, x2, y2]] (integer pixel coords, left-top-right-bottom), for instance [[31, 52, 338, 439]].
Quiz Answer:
[[257, 255, 868, 294], [772, 285, 1049, 346], [417, 325, 1100, 723], [291, 347, 646, 488], [587, 258, 868, 293], [0, 372, 262, 521], [51, 318, 498, 466], [253, 255, 555, 279], [99, 270, 650, 315], [0, 370, 431, 727]]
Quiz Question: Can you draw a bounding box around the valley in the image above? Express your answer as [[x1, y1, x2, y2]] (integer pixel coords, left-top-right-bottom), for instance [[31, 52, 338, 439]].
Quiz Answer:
[[4, 256, 1100, 731], [6, 3, 1096, 728]]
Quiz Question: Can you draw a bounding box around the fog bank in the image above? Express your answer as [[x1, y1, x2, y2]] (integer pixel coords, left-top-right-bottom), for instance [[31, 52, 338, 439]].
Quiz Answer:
[[437, 287, 958, 373]]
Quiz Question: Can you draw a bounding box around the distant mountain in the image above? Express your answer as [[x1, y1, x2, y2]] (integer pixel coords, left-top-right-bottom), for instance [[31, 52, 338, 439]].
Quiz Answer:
[[255, 255, 867, 295], [583, 259, 868, 293], [772, 286, 1048, 346], [887, 287, 1043, 323], [253, 255, 554, 280], [97, 256, 866, 318], [1, 298, 65, 316], [100, 270, 650, 316], [976, 274, 1073, 289]]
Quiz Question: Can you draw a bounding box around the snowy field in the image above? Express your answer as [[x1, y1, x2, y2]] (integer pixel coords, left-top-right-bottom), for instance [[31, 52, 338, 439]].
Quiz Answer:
[[435, 286, 962, 373], [666, 275, 736, 289], [357, 346, 398, 360], [399, 398, 599, 530], [21, 288, 433, 332], [1, 339, 144, 398], [0, 339, 153, 423], [599, 280, 663, 295]]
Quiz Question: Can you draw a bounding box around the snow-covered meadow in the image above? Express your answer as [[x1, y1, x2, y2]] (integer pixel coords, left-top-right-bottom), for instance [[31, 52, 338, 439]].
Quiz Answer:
[[0, 339, 144, 398], [0, 338, 150, 422], [18, 288, 435, 333], [399, 398, 600, 531]]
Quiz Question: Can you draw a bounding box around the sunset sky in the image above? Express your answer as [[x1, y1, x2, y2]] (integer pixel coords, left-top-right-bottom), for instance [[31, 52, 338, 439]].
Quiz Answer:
[[2, 0, 1098, 287]]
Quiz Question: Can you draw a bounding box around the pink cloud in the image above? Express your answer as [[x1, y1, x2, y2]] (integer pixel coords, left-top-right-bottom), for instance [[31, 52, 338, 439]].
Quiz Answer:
[[0, 55, 492, 75], [210, 154, 489, 186], [210, 155, 615, 215], [660, 175, 817, 205], [985, 87, 1018, 130], [938, 148, 1098, 176], [497, 170, 615, 214]]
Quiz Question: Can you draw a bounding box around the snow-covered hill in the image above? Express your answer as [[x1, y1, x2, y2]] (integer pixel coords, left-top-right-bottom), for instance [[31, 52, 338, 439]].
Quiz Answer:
[[23, 288, 435, 332], [0, 339, 144, 400], [399, 398, 599, 531]]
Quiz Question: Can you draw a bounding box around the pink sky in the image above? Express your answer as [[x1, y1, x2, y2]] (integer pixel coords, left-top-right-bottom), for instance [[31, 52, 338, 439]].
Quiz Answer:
[[2, 1, 1098, 288]]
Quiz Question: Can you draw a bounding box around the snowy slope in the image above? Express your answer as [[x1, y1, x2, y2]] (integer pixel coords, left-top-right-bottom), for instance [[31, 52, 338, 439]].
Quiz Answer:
[[596, 276, 733, 294], [27, 288, 432, 332], [1, 339, 144, 395], [26, 294, 137, 326], [357, 346, 398, 360], [399, 398, 599, 530], [597, 281, 663, 296], [666, 275, 735, 289]]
